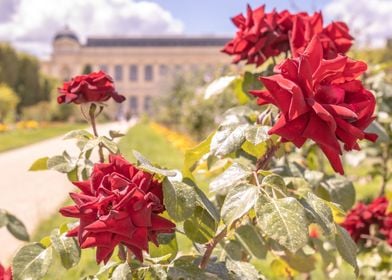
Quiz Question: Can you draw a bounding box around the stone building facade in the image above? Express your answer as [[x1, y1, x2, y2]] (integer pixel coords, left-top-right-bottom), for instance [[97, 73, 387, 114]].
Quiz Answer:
[[41, 27, 232, 117]]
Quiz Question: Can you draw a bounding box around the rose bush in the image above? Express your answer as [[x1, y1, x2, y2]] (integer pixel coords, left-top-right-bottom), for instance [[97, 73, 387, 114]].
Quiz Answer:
[[10, 3, 388, 280], [57, 71, 125, 104], [250, 36, 377, 174]]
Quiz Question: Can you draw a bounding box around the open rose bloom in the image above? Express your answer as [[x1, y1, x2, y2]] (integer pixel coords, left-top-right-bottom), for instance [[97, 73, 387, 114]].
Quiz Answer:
[[60, 155, 175, 263], [222, 4, 292, 66], [57, 71, 125, 104], [250, 36, 377, 174], [290, 12, 353, 59], [222, 4, 353, 67]]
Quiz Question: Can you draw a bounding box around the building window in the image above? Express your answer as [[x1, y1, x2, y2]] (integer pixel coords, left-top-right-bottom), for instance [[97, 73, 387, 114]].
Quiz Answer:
[[159, 65, 168, 76], [129, 65, 138, 81], [130, 96, 138, 113], [99, 64, 108, 73], [144, 65, 153, 81], [144, 96, 152, 112], [114, 65, 123, 81]]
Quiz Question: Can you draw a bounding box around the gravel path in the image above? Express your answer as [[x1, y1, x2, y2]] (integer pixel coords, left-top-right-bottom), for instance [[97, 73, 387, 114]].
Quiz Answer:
[[0, 121, 133, 264]]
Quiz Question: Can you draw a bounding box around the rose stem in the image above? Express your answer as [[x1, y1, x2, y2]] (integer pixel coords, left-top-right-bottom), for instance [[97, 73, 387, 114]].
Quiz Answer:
[[255, 141, 280, 171], [199, 227, 228, 270], [89, 103, 105, 163], [199, 142, 281, 270]]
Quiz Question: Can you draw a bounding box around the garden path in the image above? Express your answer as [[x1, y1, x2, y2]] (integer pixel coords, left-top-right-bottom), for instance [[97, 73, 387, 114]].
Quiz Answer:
[[0, 120, 134, 264]]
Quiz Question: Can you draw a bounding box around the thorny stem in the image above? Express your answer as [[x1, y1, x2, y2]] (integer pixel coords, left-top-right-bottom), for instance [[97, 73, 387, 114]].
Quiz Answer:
[[88, 103, 105, 163], [378, 143, 390, 197], [199, 227, 228, 270], [255, 141, 280, 171], [199, 142, 281, 270]]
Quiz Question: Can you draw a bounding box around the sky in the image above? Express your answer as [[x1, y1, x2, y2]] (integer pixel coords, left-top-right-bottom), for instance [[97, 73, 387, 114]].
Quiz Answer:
[[0, 0, 391, 58]]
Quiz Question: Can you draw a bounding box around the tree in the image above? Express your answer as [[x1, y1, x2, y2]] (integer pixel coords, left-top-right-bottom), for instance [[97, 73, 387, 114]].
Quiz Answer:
[[0, 83, 20, 122]]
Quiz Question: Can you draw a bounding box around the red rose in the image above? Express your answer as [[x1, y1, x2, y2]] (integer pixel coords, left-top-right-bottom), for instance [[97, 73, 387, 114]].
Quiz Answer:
[[380, 214, 392, 246], [342, 197, 392, 245], [222, 4, 292, 66], [57, 71, 125, 104], [250, 36, 377, 174], [0, 264, 12, 280], [290, 12, 353, 59], [60, 155, 175, 264]]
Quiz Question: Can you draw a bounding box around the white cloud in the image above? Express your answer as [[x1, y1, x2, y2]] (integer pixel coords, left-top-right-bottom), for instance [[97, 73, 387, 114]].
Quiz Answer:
[[324, 0, 392, 48], [0, 0, 184, 58]]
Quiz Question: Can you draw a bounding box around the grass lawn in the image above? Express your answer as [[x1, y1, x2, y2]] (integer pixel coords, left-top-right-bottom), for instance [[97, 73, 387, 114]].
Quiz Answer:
[[0, 123, 85, 153], [31, 122, 188, 279]]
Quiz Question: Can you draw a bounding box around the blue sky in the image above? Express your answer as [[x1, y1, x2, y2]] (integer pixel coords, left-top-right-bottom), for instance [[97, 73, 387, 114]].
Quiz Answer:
[[146, 0, 330, 35], [0, 0, 390, 58]]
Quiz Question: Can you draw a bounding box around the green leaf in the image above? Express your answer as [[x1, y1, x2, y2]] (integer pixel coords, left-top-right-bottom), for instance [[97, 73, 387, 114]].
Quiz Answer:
[[183, 207, 217, 244], [163, 178, 197, 222], [133, 150, 177, 177], [109, 130, 125, 139], [209, 162, 251, 194], [47, 155, 76, 173], [148, 233, 178, 263], [101, 136, 119, 153], [245, 125, 269, 145], [63, 129, 93, 140], [221, 183, 258, 227], [318, 177, 355, 211], [335, 225, 359, 276], [167, 256, 208, 280], [256, 197, 308, 253], [262, 174, 287, 195], [220, 106, 255, 126], [226, 259, 262, 280], [12, 243, 53, 280], [0, 209, 8, 228], [183, 132, 213, 179], [193, 184, 220, 221], [50, 228, 80, 269], [281, 251, 316, 273], [6, 213, 29, 241], [223, 240, 243, 261], [67, 167, 79, 182], [135, 265, 168, 280], [242, 71, 262, 93], [82, 138, 101, 152], [211, 124, 249, 157], [204, 75, 238, 99], [29, 157, 48, 171], [302, 192, 335, 236], [365, 121, 389, 142], [235, 224, 267, 259], [233, 77, 251, 104], [241, 140, 268, 158], [110, 263, 132, 280]]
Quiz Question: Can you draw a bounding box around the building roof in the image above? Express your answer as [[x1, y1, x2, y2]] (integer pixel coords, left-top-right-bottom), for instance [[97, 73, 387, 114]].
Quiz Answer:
[[85, 37, 230, 47], [54, 26, 79, 42]]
